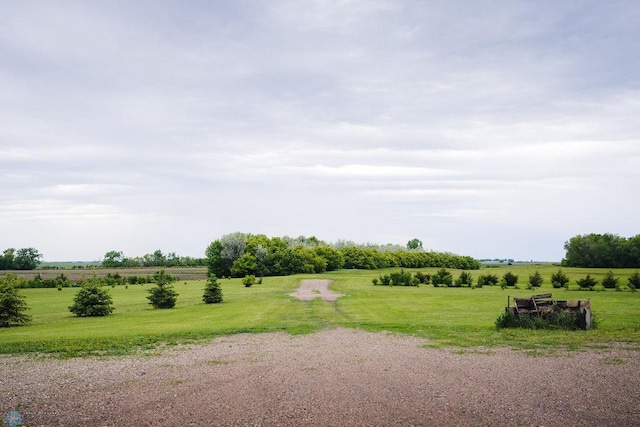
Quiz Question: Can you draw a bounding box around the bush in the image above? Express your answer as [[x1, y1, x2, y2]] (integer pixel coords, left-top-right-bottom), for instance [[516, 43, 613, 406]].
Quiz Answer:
[[601, 271, 618, 289], [202, 274, 223, 304], [389, 269, 418, 286], [378, 274, 392, 286], [0, 274, 31, 327], [414, 271, 431, 285], [628, 271, 640, 291], [477, 273, 499, 288], [528, 271, 544, 288], [242, 275, 256, 287], [431, 268, 453, 287], [69, 284, 114, 317], [551, 269, 570, 289], [577, 274, 598, 290], [502, 272, 518, 287], [147, 270, 179, 308], [454, 271, 473, 287], [496, 306, 590, 330]]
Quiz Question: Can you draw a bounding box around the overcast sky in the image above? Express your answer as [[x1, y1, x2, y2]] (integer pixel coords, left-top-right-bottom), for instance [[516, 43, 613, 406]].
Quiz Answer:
[[1, 1, 639, 262]]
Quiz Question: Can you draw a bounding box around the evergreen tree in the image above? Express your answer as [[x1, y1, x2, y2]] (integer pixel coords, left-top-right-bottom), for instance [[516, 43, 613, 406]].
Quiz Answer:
[[528, 270, 544, 288], [0, 274, 31, 327], [551, 269, 570, 289], [202, 274, 223, 304], [69, 284, 114, 317], [147, 269, 179, 308]]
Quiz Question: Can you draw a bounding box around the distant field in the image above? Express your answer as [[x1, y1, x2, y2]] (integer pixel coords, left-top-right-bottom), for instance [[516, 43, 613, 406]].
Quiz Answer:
[[4, 267, 208, 282], [1, 264, 638, 356]]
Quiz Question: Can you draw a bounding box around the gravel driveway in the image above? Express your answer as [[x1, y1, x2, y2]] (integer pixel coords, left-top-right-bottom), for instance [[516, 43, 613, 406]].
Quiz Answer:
[[2, 328, 639, 426]]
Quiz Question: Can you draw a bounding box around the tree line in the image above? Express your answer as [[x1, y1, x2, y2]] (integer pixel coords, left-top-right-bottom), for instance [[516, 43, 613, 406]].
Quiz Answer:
[[101, 249, 205, 268], [562, 233, 640, 268], [205, 232, 480, 278], [0, 248, 43, 270]]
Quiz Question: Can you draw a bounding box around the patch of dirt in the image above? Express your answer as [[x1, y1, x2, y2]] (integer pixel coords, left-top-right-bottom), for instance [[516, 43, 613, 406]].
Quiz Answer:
[[289, 279, 344, 302], [2, 328, 639, 426]]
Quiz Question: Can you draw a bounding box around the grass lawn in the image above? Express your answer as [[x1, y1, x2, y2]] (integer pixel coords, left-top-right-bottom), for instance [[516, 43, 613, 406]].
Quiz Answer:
[[1, 265, 639, 356]]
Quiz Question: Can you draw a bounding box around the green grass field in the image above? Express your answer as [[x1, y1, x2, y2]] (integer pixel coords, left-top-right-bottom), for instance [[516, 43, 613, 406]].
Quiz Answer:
[[1, 264, 639, 356]]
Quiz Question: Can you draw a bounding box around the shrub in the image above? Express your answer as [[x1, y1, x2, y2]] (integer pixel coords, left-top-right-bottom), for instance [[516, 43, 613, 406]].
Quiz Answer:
[[502, 272, 518, 287], [628, 271, 640, 291], [528, 271, 543, 288], [577, 274, 598, 290], [414, 271, 431, 285], [454, 271, 473, 287], [0, 274, 31, 327], [147, 270, 179, 308], [496, 306, 590, 330], [69, 284, 114, 317], [202, 274, 223, 304], [551, 269, 570, 289], [389, 269, 418, 286], [431, 268, 453, 287], [242, 275, 256, 287], [601, 271, 618, 289], [477, 273, 499, 287]]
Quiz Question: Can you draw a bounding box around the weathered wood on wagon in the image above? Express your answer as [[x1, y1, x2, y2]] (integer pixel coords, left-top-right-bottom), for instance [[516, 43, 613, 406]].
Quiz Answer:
[[507, 294, 592, 330]]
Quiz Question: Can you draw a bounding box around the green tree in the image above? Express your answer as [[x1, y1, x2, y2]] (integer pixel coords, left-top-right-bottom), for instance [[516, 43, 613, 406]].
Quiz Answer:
[[102, 250, 124, 268], [502, 272, 518, 287], [147, 270, 179, 308], [563, 233, 640, 268], [477, 273, 499, 287], [455, 271, 473, 287], [231, 253, 258, 277], [14, 248, 43, 270], [551, 269, 570, 289], [242, 275, 256, 287], [577, 274, 598, 290], [0, 248, 16, 270], [202, 274, 223, 304], [406, 238, 423, 250], [528, 271, 544, 288], [69, 284, 114, 317], [432, 268, 453, 287], [601, 270, 619, 289], [314, 246, 345, 271], [0, 274, 31, 326]]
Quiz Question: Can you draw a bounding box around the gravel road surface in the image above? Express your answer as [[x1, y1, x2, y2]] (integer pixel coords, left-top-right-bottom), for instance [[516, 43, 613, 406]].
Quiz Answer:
[[2, 328, 639, 426]]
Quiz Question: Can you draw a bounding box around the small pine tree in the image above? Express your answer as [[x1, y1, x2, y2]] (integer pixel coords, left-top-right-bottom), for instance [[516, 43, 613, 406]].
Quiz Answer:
[[455, 271, 473, 287], [203, 274, 223, 304], [551, 269, 570, 289], [502, 272, 518, 287], [477, 273, 499, 287], [628, 271, 640, 291], [577, 274, 598, 290], [0, 274, 31, 327], [601, 271, 618, 289], [69, 284, 114, 317], [528, 271, 544, 288], [147, 269, 179, 309], [432, 268, 453, 287]]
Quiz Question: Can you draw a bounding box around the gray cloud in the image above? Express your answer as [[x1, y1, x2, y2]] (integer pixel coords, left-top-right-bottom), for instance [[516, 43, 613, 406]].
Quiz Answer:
[[1, 1, 639, 261]]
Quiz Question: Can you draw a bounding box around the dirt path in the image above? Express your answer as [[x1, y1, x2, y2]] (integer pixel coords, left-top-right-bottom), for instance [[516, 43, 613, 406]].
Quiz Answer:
[[289, 279, 344, 302], [1, 328, 639, 426]]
